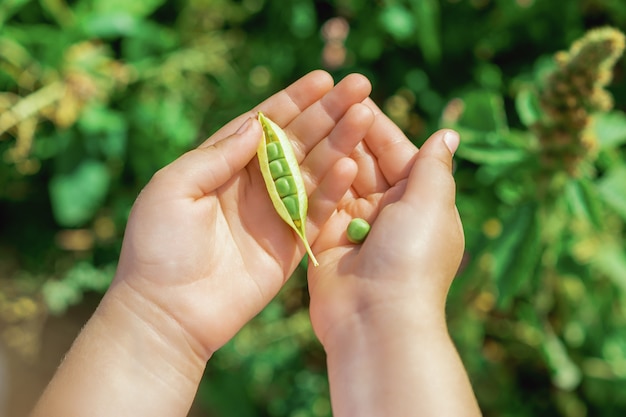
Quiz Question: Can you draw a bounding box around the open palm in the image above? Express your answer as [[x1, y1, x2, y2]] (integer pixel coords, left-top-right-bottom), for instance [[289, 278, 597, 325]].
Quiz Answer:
[[112, 71, 375, 355], [308, 101, 464, 346]]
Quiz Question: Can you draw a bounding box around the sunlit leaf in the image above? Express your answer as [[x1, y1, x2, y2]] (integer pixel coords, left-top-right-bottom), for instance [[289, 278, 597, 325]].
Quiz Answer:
[[380, 5, 414, 41], [456, 90, 509, 133], [41, 280, 82, 315], [408, 0, 441, 64], [592, 111, 626, 150], [91, 0, 166, 17], [457, 143, 527, 165], [474, 62, 503, 90], [492, 203, 541, 308], [516, 86, 542, 127], [565, 178, 604, 228], [597, 166, 626, 222], [80, 12, 140, 38], [542, 328, 582, 390], [49, 160, 111, 227], [78, 105, 128, 159], [593, 242, 626, 291], [289, 0, 316, 38], [0, 0, 31, 28], [42, 262, 114, 314]]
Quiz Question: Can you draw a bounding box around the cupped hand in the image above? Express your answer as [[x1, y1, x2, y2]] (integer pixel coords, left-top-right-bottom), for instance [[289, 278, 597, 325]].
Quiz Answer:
[[308, 101, 465, 347], [110, 71, 375, 357]]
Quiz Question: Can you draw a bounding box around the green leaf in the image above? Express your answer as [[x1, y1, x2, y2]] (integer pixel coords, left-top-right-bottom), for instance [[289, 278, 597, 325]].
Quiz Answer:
[[91, 0, 166, 18], [0, 0, 31, 28], [404, 68, 429, 92], [41, 280, 82, 315], [80, 12, 140, 38], [380, 5, 415, 41], [357, 35, 385, 61], [78, 0, 167, 37], [454, 126, 533, 167], [408, 0, 441, 64], [49, 160, 111, 227], [592, 242, 626, 292], [592, 111, 626, 150], [474, 63, 503, 90], [565, 178, 604, 228], [456, 90, 509, 133], [78, 105, 128, 159], [515, 86, 542, 127], [42, 262, 114, 314], [492, 203, 541, 308], [457, 143, 527, 165], [64, 262, 114, 292], [542, 328, 582, 390], [597, 165, 626, 222], [289, 0, 316, 38]]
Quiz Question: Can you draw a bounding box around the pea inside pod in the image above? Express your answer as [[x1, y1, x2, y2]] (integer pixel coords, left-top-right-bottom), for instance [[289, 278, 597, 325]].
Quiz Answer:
[[256, 112, 319, 267], [346, 218, 371, 244]]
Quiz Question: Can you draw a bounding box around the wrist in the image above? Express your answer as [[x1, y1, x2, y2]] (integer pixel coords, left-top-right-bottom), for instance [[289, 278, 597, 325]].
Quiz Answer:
[[321, 301, 449, 358], [321, 303, 480, 417], [313, 278, 449, 353], [98, 278, 209, 370], [31, 279, 207, 417]]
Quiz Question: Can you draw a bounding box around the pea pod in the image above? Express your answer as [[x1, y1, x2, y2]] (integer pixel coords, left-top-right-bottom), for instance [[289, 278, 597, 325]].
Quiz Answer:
[[257, 112, 319, 267]]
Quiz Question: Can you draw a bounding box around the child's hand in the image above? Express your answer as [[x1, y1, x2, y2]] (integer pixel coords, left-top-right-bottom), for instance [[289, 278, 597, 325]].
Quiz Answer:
[[308, 101, 464, 347], [307, 102, 480, 417], [32, 76, 480, 417], [111, 70, 374, 358]]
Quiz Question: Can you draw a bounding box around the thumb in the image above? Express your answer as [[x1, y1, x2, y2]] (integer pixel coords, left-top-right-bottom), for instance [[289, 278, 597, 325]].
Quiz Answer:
[[159, 117, 262, 197], [402, 129, 459, 207]]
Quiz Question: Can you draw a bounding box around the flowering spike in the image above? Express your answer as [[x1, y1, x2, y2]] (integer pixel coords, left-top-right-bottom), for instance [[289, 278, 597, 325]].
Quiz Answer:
[[535, 27, 625, 177]]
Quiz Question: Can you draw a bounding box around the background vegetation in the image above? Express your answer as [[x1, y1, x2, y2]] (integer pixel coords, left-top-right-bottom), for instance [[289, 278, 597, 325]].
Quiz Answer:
[[2, 0, 626, 416]]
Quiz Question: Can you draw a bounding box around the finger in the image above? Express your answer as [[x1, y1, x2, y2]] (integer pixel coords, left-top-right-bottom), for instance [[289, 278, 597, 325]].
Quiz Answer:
[[198, 70, 335, 147], [349, 140, 389, 196], [402, 129, 459, 208], [348, 107, 418, 197], [360, 108, 418, 187], [157, 117, 262, 199], [283, 73, 373, 159], [307, 157, 358, 238], [302, 102, 374, 188]]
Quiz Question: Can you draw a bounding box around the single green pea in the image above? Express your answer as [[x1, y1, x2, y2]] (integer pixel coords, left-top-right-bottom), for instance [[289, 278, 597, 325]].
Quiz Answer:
[[269, 158, 290, 179], [266, 141, 284, 161], [346, 218, 371, 244], [281, 195, 300, 220], [275, 176, 297, 198]]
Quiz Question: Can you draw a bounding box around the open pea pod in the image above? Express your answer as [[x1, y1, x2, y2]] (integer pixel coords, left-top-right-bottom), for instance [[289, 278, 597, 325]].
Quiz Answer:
[[257, 112, 319, 267]]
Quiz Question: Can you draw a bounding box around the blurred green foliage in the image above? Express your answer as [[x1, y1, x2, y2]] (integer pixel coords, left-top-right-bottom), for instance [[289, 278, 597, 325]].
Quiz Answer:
[[2, 0, 626, 416]]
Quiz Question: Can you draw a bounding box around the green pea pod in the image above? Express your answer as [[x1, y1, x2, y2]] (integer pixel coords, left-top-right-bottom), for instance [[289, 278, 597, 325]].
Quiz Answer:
[[257, 112, 319, 267]]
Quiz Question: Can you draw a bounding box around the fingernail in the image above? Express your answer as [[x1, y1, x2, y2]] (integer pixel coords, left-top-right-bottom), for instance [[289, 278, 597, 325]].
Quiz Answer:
[[443, 130, 460, 155], [235, 117, 254, 135]]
